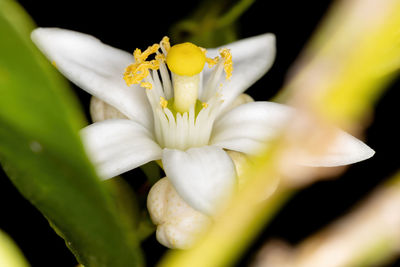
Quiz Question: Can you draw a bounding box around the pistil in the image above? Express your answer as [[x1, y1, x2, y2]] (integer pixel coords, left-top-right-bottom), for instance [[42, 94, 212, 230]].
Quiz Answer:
[[166, 42, 206, 113], [170, 73, 200, 113]]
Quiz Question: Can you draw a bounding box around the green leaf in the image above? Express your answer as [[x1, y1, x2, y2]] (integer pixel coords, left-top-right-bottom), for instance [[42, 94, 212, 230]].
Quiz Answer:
[[0, 0, 144, 266]]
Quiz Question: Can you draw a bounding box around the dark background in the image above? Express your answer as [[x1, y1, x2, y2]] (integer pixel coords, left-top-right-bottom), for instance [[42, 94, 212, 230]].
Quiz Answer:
[[1, 0, 399, 266]]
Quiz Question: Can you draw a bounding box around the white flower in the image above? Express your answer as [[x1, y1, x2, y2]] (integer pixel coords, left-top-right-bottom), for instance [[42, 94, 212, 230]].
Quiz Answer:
[[31, 28, 375, 216]]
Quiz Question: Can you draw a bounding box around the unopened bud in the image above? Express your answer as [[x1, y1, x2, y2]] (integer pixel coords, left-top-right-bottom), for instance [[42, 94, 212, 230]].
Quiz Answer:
[[147, 177, 211, 249]]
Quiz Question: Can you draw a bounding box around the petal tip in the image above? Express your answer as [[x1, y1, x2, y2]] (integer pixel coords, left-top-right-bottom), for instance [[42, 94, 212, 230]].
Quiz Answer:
[[361, 143, 375, 161], [263, 32, 276, 42], [31, 27, 54, 40], [30, 27, 43, 42]]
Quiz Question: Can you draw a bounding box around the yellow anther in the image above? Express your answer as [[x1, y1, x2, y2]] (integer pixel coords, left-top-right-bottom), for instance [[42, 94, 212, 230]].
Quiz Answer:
[[220, 48, 233, 80], [123, 38, 170, 87], [141, 82, 153, 89], [124, 42, 163, 87], [202, 102, 208, 109], [135, 44, 160, 63], [133, 48, 142, 61], [51, 60, 57, 68], [205, 56, 219, 68], [200, 47, 219, 68], [123, 60, 159, 86], [161, 36, 171, 52], [160, 96, 168, 108], [166, 42, 206, 76], [155, 53, 166, 62]]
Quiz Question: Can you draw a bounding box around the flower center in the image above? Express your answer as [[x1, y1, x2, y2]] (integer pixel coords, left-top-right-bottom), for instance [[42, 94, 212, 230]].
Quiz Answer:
[[123, 37, 232, 150], [166, 42, 206, 113]]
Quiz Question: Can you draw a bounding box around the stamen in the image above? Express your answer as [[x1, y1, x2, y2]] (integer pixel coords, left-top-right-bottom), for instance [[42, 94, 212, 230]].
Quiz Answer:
[[136, 44, 160, 62], [124, 60, 159, 86], [220, 48, 233, 80], [205, 56, 219, 68], [200, 47, 219, 68], [160, 96, 168, 108], [124, 42, 162, 87], [141, 82, 153, 90], [202, 102, 208, 109], [155, 53, 166, 62], [161, 36, 171, 52]]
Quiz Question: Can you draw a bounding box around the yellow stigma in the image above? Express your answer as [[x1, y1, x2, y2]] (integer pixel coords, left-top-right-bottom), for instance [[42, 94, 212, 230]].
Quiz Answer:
[[166, 42, 206, 76]]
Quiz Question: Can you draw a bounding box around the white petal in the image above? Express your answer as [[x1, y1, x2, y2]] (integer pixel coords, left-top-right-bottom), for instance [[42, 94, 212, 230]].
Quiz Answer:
[[296, 130, 375, 167], [211, 102, 292, 154], [211, 101, 375, 166], [31, 28, 153, 130], [203, 33, 276, 108], [81, 119, 162, 179], [162, 146, 237, 215]]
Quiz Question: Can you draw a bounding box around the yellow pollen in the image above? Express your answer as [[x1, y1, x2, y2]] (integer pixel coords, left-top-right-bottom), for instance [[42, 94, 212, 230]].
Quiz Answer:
[[220, 48, 233, 80], [124, 41, 163, 87], [123, 60, 159, 86], [138, 44, 160, 62], [166, 42, 206, 76], [200, 47, 233, 80], [141, 82, 153, 89], [202, 102, 208, 109], [205, 56, 219, 68], [160, 96, 168, 108], [200, 47, 219, 68], [155, 53, 166, 62]]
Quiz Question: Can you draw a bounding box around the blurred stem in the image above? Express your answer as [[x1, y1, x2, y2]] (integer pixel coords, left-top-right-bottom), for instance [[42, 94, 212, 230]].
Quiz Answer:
[[169, 0, 255, 47], [216, 0, 255, 28], [253, 173, 400, 267]]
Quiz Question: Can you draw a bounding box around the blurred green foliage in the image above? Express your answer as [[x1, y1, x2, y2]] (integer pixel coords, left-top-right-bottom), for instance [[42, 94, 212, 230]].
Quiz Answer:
[[0, 0, 143, 266]]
